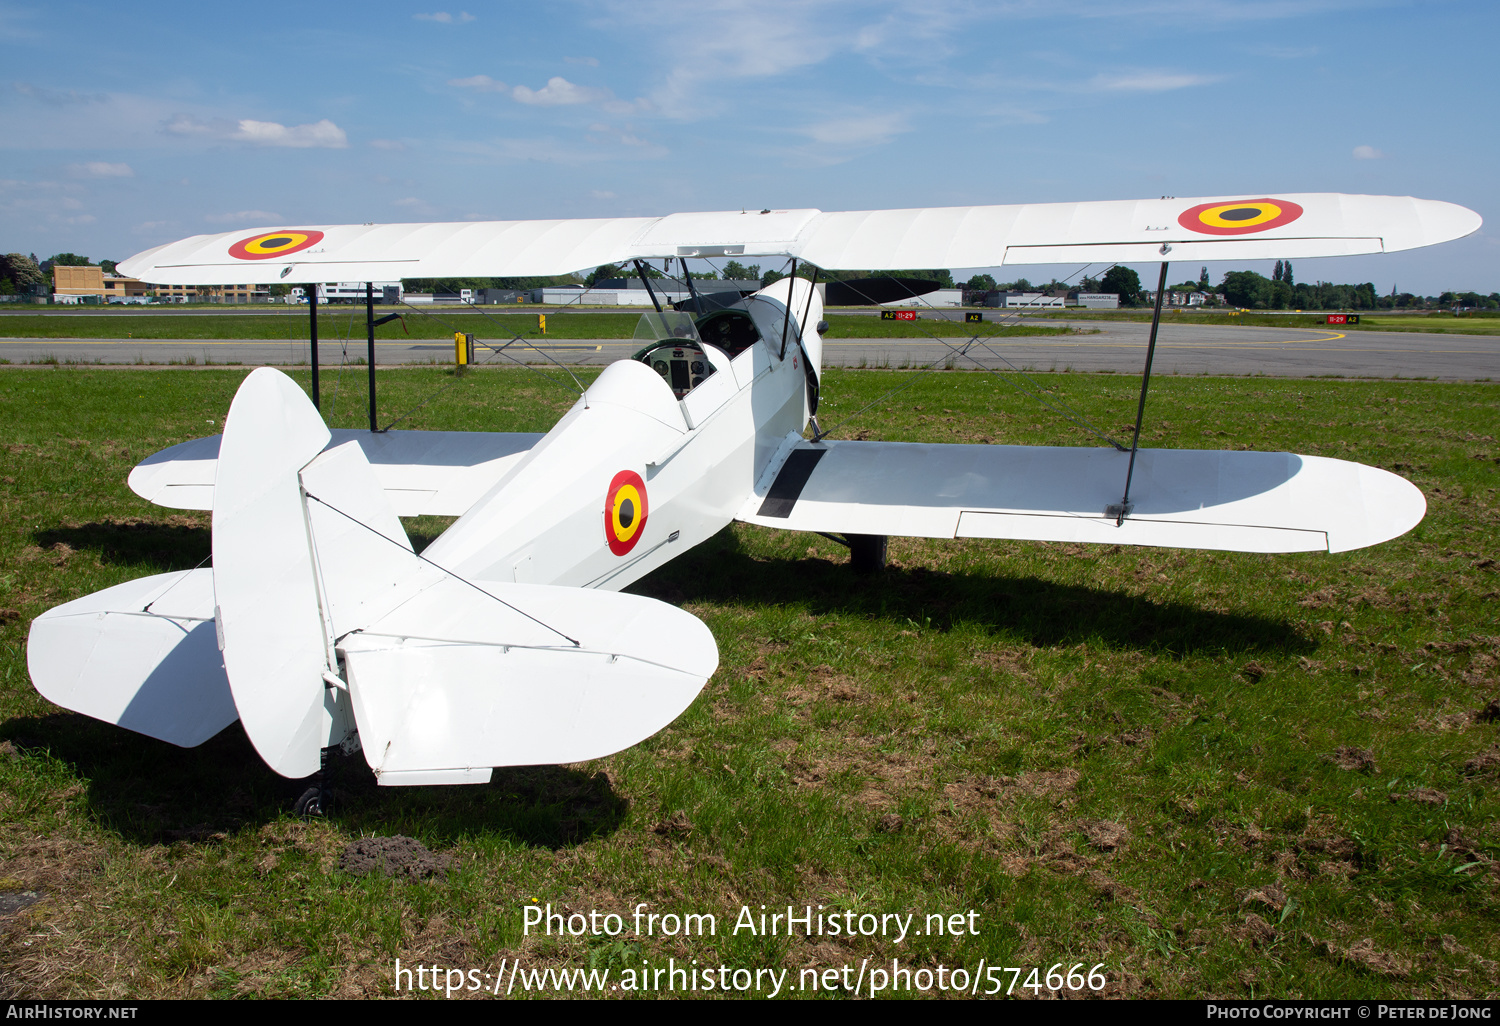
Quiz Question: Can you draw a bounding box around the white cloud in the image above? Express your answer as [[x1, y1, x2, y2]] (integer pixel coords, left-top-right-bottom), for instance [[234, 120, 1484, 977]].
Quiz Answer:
[[163, 114, 217, 137], [1353, 144, 1385, 160], [1089, 70, 1222, 92], [414, 11, 475, 22], [164, 115, 347, 148], [591, 189, 618, 199], [232, 119, 348, 148], [565, 56, 600, 67], [394, 196, 439, 215], [67, 161, 134, 178], [512, 77, 610, 106], [204, 210, 283, 224], [798, 112, 909, 147], [11, 81, 107, 106], [587, 123, 654, 148], [370, 138, 408, 151], [449, 74, 508, 92], [1247, 43, 1318, 58]]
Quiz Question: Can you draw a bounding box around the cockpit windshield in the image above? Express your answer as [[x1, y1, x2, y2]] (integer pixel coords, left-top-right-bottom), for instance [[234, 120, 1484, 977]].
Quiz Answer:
[[632, 310, 702, 346]]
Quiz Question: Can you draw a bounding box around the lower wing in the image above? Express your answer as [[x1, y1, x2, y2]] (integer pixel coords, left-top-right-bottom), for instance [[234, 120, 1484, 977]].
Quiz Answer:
[[737, 440, 1424, 554], [127, 428, 545, 517]]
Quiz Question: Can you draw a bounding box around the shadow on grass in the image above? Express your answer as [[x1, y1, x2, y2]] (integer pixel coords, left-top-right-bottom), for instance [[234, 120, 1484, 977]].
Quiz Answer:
[[34, 521, 209, 572], [634, 528, 1313, 658], [2, 712, 627, 851]]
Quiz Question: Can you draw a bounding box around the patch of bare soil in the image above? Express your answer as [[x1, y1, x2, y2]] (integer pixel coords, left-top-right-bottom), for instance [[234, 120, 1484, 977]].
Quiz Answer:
[[651, 811, 693, 839], [1077, 819, 1129, 852], [338, 836, 451, 881], [1309, 935, 1410, 977], [1326, 747, 1379, 773], [1389, 787, 1448, 806], [1240, 883, 1288, 912], [972, 648, 1034, 680], [1238, 913, 1277, 948], [1462, 749, 1500, 775]]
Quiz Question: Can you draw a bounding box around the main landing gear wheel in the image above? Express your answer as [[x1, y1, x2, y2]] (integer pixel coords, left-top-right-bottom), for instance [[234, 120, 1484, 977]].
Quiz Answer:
[[294, 785, 324, 817], [847, 534, 888, 574]]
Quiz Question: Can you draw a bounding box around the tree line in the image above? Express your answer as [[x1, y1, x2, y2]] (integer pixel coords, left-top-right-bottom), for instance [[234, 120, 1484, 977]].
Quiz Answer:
[[7, 250, 1495, 312]]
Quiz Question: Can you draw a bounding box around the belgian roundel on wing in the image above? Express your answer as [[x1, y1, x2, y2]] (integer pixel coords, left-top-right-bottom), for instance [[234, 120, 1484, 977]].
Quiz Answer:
[[605, 470, 648, 556], [1177, 199, 1304, 236], [228, 230, 326, 260]]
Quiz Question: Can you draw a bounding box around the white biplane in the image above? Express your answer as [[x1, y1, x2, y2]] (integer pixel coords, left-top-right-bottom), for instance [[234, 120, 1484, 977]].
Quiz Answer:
[[26, 193, 1480, 796]]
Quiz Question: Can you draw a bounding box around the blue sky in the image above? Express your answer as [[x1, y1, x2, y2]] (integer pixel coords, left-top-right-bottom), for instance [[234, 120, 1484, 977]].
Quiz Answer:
[[2, 0, 1495, 294]]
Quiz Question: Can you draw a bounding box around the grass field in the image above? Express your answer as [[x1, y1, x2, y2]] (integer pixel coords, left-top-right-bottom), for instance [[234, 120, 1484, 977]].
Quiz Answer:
[[0, 309, 1078, 343], [1030, 309, 1500, 336], [0, 366, 1496, 999]]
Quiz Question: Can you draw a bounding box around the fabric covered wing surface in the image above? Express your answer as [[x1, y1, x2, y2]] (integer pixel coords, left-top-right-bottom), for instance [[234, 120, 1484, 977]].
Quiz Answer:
[[128, 429, 544, 516], [736, 441, 1425, 554]]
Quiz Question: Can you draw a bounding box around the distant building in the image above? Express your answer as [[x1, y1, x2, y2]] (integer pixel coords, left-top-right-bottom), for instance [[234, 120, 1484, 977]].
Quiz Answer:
[[983, 291, 1066, 309], [1144, 290, 1209, 307], [316, 282, 402, 304], [103, 275, 151, 302], [52, 265, 104, 300], [151, 282, 270, 303], [475, 288, 526, 304], [878, 289, 964, 308]]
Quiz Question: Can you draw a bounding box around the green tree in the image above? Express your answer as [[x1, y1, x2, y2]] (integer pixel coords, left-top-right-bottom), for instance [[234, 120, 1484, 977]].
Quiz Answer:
[[585, 264, 623, 286], [1283, 261, 1294, 288], [99, 259, 118, 275], [964, 273, 996, 292], [46, 253, 91, 268], [1099, 266, 1142, 305], [2, 254, 46, 290], [1221, 270, 1273, 308], [1198, 266, 1210, 289]]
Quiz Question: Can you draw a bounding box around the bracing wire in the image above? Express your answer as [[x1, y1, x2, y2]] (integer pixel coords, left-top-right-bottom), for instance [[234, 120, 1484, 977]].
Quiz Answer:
[[373, 294, 594, 433], [303, 492, 580, 648], [811, 263, 1128, 450]]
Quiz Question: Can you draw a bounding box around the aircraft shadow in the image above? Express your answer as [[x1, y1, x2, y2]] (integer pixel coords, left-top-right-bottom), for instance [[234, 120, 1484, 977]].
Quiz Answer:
[[633, 528, 1312, 657], [33, 521, 210, 573], [1, 713, 627, 851]]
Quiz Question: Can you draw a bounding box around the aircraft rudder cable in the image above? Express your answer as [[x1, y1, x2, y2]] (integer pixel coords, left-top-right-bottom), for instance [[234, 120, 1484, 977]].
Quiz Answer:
[[303, 491, 581, 649]]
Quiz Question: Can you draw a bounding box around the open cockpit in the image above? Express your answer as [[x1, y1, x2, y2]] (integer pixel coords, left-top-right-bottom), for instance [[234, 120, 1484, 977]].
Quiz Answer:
[[631, 308, 762, 400]]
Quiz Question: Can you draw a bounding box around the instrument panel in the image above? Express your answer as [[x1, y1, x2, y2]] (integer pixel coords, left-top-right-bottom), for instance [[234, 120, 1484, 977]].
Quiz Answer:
[[641, 343, 714, 399]]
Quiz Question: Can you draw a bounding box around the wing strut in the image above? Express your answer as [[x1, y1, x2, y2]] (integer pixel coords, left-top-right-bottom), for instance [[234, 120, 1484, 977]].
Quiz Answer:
[[779, 259, 799, 359], [1109, 258, 1170, 525], [633, 260, 663, 313], [308, 284, 320, 410]]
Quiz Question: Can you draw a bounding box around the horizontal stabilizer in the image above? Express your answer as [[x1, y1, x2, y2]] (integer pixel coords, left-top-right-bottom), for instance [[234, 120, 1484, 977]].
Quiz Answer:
[[26, 570, 237, 747], [343, 580, 717, 783], [129, 428, 542, 516], [738, 441, 1425, 554]]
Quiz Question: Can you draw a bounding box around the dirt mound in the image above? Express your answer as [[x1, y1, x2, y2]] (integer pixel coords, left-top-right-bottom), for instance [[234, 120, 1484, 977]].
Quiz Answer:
[[339, 836, 451, 881]]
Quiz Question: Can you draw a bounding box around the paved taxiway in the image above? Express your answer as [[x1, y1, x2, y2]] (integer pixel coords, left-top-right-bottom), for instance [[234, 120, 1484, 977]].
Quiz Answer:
[[0, 320, 1493, 380]]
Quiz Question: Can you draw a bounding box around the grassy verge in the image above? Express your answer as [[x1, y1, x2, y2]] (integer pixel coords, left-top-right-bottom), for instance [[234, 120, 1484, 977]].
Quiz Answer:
[[0, 311, 1079, 343], [1028, 310, 1500, 335], [0, 367, 1496, 999]]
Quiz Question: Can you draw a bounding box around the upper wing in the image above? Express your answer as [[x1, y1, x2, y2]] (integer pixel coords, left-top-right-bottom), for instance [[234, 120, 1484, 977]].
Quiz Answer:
[[128, 428, 544, 517], [118, 193, 1480, 283], [736, 439, 1425, 555]]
